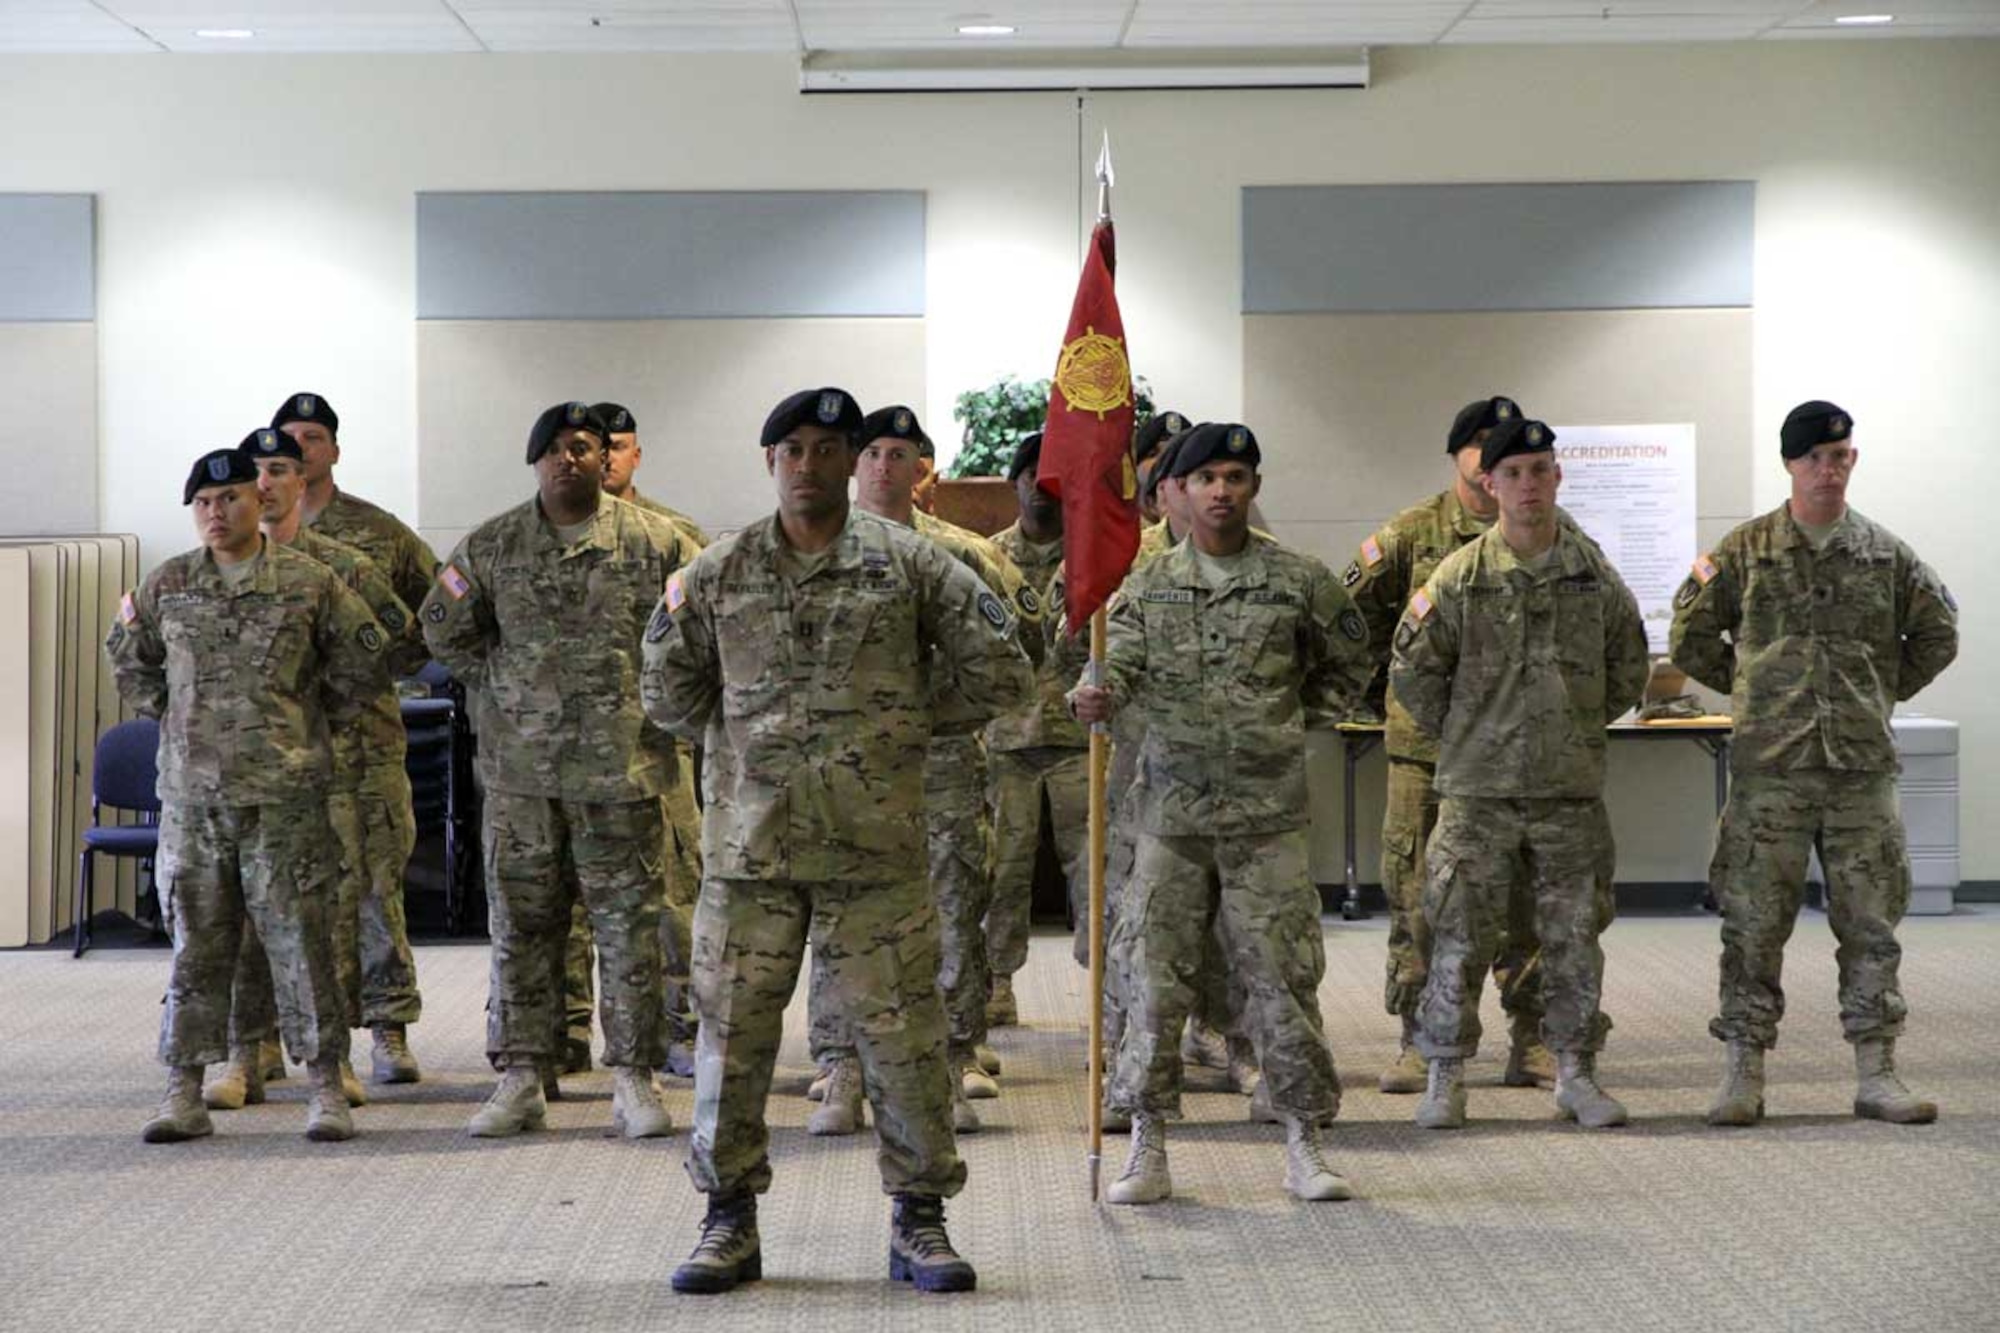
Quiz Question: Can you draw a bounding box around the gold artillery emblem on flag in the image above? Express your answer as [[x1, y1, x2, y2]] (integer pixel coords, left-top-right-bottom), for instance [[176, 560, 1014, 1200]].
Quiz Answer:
[[1055, 326, 1132, 420]]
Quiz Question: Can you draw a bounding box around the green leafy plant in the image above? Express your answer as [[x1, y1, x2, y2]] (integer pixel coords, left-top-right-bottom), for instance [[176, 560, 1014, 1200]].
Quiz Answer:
[[947, 374, 1156, 478]]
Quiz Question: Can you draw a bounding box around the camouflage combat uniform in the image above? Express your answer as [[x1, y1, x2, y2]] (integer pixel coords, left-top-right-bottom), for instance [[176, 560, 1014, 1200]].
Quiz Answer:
[[1390, 525, 1649, 1059], [233, 528, 426, 1045], [105, 539, 389, 1069], [1669, 506, 1957, 1048], [570, 493, 709, 1057], [307, 487, 440, 633], [641, 508, 1031, 1199], [421, 493, 688, 1073], [1095, 537, 1372, 1121], [985, 521, 1089, 988], [1348, 489, 1547, 1026], [807, 510, 1039, 1071]]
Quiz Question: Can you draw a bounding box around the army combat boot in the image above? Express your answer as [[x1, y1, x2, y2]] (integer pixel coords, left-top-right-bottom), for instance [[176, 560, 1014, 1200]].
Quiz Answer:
[[1705, 1040, 1766, 1127], [141, 1066, 214, 1143], [468, 1065, 548, 1138], [1414, 1057, 1468, 1130], [1853, 1038, 1938, 1124], [985, 975, 1018, 1027], [1378, 1016, 1428, 1094], [1502, 1013, 1558, 1090], [1227, 1035, 1261, 1097], [807, 1057, 865, 1137], [1554, 1051, 1628, 1129], [952, 1062, 983, 1134], [370, 1023, 421, 1084], [305, 1059, 355, 1142], [973, 1043, 1002, 1077], [889, 1194, 977, 1292], [805, 1062, 831, 1102], [1181, 1017, 1230, 1071], [671, 1192, 761, 1294], [960, 1053, 1000, 1101], [611, 1066, 674, 1139], [1282, 1115, 1354, 1201], [338, 1058, 368, 1108], [1106, 1115, 1171, 1205], [258, 1037, 287, 1083], [203, 1044, 267, 1111], [659, 1037, 696, 1081]]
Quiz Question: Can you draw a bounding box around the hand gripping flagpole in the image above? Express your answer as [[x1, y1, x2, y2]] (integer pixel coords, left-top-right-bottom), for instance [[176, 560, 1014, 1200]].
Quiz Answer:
[[1086, 130, 1115, 1203]]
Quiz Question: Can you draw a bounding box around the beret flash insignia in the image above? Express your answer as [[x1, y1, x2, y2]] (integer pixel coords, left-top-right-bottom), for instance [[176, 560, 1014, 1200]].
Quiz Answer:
[[1227, 427, 1249, 453], [565, 401, 588, 426], [894, 408, 913, 435], [817, 391, 843, 424], [1526, 423, 1545, 446], [1495, 398, 1515, 419], [1829, 414, 1849, 437], [1164, 412, 1185, 434], [207, 456, 231, 481], [256, 430, 280, 452], [296, 394, 317, 418]]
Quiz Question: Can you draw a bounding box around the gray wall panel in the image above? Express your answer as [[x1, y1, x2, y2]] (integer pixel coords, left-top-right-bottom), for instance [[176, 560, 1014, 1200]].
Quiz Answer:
[[0, 195, 94, 321], [1243, 182, 1753, 314], [417, 191, 925, 319]]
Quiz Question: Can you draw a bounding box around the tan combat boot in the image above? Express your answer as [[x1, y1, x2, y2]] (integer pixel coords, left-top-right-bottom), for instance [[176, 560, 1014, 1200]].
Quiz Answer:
[[1414, 1056, 1468, 1130], [258, 1037, 287, 1082], [338, 1058, 368, 1108], [1180, 1017, 1230, 1071], [1853, 1038, 1937, 1124], [203, 1044, 266, 1111], [469, 1066, 548, 1138], [951, 1061, 983, 1134], [305, 1059, 355, 1142], [141, 1066, 214, 1143], [1227, 1037, 1261, 1097], [985, 976, 1018, 1027], [1282, 1115, 1354, 1201], [370, 1023, 421, 1084], [611, 1066, 674, 1139], [1554, 1051, 1628, 1128], [1705, 1040, 1766, 1127], [960, 1056, 1000, 1101], [973, 1044, 1002, 1077], [889, 1194, 977, 1292], [1106, 1115, 1171, 1205], [805, 1062, 831, 1102], [671, 1193, 761, 1295], [1378, 1015, 1429, 1094], [807, 1058, 865, 1136], [1502, 1012, 1558, 1090]]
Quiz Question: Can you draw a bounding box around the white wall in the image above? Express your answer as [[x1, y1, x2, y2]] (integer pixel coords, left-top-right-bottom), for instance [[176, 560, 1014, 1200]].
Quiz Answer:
[[1, 41, 1995, 876]]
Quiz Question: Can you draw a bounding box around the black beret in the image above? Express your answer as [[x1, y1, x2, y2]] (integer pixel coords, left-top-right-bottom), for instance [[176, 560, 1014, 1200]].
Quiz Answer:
[[271, 391, 338, 437], [237, 427, 303, 462], [1447, 396, 1522, 454], [1780, 400, 1853, 460], [1006, 432, 1044, 482], [1143, 431, 1187, 503], [859, 404, 932, 455], [593, 402, 636, 434], [761, 387, 863, 448], [1166, 422, 1260, 479], [1479, 417, 1557, 473], [1133, 410, 1190, 463], [526, 401, 609, 465], [183, 448, 260, 504]]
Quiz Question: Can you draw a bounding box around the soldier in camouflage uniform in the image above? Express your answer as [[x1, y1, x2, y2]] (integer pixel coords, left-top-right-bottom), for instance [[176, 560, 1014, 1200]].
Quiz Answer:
[[1390, 418, 1650, 1132], [421, 402, 685, 1141], [205, 429, 430, 1113], [577, 400, 708, 1081], [1071, 422, 1371, 1206], [1347, 396, 1559, 1094], [273, 392, 434, 1078], [641, 387, 1031, 1295], [983, 430, 1088, 1031], [106, 448, 390, 1144], [1670, 401, 1957, 1127]]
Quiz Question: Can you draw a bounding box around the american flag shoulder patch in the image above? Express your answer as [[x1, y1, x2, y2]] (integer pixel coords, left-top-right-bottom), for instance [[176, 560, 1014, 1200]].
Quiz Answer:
[[1692, 554, 1719, 586], [1409, 588, 1433, 621], [1361, 535, 1384, 567], [119, 592, 137, 624], [665, 570, 686, 613], [440, 565, 471, 599]]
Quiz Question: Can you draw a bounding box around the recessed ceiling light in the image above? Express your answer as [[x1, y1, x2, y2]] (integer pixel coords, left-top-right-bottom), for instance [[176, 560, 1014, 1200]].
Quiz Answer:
[[194, 28, 255, 39], [1833, 14, 1894, 24], [957, 24, 1017, 37]]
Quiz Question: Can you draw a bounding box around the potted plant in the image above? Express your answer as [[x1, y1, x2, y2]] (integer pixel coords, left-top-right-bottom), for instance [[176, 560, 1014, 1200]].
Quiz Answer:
[[933, 373, 1156, 535]]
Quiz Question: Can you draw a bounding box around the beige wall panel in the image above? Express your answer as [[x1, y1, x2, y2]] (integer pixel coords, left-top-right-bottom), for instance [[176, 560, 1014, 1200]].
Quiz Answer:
[[1243, 309, 1753, 532], [0, 324, 97, 536], [417, 318, 925, 541]]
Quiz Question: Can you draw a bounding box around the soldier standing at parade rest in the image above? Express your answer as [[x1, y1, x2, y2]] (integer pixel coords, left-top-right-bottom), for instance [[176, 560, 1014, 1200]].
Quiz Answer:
[[1347, 397, 1560, 1094], [106, 449, 390, 1143], [273, 391, 435, 1076], [1670, 400, 1957, 1126], [641, 387, 1031, 1295], [1390, 418, 1650, 1131], [1070, 422, 1371, 1206], [982, 429, 1090, 1032], [421, 402, 685, 1140], [808, 403, 1036, 1136], [203, 429, 427, 1113]]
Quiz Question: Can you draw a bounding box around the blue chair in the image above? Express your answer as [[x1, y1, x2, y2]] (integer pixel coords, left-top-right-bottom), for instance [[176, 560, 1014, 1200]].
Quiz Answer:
[[74, 718, 162, 958]]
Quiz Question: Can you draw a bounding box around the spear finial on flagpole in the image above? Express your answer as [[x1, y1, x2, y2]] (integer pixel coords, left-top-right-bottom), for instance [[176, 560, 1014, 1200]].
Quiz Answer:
[[1095, 131, 1115, 222]]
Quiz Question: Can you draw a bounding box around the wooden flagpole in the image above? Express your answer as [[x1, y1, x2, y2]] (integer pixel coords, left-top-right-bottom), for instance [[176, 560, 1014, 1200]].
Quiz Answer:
[[1086, 605, 1109, 1200]]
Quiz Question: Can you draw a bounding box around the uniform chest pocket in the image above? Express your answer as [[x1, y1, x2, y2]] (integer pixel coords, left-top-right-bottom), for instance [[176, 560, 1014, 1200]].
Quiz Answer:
[[715, 586, 788, 715], [1554, 585, 1606, 671], [1821, 556, 1896, 641], [586, 558, 662, 634], [1230, 600, 1298, 686], [1461, 586, 1520, 666], [1741, 557, 1805, 648], [1140, 600, 1199, 686], [808, 584, 911, 707], [235, 598, 311, 692], [493, 566, 565, 640]]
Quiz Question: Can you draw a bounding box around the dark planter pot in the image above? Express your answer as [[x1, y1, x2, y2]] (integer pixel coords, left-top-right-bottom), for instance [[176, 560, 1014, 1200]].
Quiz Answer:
[[932, 476, 1018, 538]]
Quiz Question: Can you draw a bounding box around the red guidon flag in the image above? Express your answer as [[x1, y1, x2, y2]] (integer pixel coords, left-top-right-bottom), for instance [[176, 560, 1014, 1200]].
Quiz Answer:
[[1037, 219, 1140, 637]]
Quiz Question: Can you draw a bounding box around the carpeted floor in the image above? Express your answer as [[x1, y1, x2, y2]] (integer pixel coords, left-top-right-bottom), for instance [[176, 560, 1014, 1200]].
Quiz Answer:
[[3, 909, 1998, 1333]]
